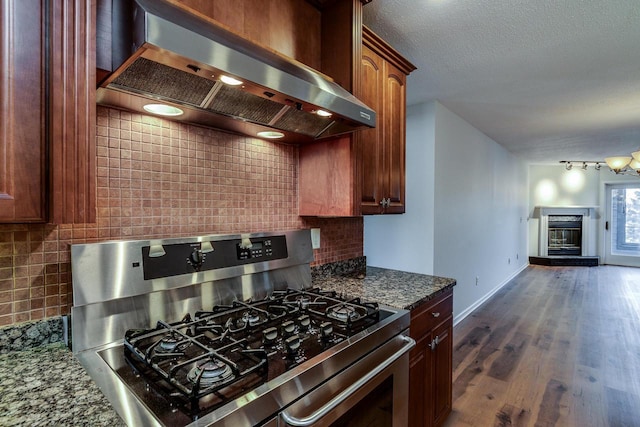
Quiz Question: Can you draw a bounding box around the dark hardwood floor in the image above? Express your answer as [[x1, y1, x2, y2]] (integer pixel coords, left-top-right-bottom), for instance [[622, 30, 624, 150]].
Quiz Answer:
[[443, 265, 640, 427]]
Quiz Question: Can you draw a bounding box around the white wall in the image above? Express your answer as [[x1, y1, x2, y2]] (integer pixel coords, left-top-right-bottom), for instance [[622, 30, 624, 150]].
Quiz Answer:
[[432, 103, 528, 321], [364, 102, 436, 274], [365, 102, 528, 323]]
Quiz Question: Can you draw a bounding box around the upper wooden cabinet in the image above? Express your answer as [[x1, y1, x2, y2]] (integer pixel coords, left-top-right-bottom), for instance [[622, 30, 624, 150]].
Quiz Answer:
[[1, 0, 96, 224], [299, 25, 415, 216], [0, 0, 47, 222], [358, 30, 414, 214]]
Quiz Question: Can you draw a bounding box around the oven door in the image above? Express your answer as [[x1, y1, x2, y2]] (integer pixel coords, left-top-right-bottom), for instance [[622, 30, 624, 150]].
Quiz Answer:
[[279, 333, 415, 427]]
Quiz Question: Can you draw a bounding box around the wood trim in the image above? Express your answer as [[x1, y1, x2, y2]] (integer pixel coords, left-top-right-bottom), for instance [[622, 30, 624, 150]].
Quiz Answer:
[[48, 0, 96, 224], [363, 25, 416, 75], [320, 0, 363, 92]]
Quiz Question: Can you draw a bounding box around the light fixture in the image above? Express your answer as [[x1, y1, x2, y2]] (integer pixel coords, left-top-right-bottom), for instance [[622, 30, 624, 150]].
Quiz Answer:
[[257, 131, 284, 139], [220, 75, 243, 86], [143, 104, 184, 116], [629, 158, 640, 174], [604, 156, 632, 173], [560, 155, 640, 177], [315, 109, 332, 117]]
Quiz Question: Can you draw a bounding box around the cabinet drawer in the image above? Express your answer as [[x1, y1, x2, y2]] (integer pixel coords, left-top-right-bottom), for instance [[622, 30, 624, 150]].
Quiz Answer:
[[410, 290, 453, 339]]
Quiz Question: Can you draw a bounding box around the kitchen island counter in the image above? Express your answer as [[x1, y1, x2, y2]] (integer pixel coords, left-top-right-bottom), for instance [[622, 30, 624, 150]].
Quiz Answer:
[[313, 266, 456, 311]]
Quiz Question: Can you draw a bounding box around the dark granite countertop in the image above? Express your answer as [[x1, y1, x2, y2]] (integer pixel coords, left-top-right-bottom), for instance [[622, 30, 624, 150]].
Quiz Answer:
[[313, 266, 456, 311], [0, 267, 454, 426], [0, 343, 125, 427]]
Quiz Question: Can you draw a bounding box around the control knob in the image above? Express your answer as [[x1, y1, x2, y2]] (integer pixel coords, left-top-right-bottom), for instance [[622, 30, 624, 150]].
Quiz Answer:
[[189, 249, 204, 271]]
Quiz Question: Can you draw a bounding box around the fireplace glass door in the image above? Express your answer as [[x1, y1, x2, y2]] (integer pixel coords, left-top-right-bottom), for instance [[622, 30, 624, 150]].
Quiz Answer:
[[547, 215, 582, 256], [548, 228, 581, 255]]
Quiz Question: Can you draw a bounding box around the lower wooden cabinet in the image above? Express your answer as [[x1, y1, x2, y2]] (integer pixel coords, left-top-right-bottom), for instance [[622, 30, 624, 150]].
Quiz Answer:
[[409, 289, 453, 427]]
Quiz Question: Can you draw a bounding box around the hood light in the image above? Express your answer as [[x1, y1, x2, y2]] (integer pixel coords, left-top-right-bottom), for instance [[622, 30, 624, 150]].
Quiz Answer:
[[143, 104, 184, 116], [257, 131, 285, 139], [220, 75, 243, 86], [315, 109, 332, 117]]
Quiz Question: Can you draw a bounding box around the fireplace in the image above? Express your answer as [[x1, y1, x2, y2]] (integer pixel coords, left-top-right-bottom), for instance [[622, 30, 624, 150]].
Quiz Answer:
[[537, 206, 596, 258], [532, 206, 598, 266], [547, 215, 582, 255]]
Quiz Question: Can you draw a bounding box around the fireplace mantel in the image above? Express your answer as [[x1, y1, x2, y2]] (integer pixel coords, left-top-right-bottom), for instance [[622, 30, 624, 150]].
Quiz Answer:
[[537, 206, 598, 257], [536, 205, 599, 210]]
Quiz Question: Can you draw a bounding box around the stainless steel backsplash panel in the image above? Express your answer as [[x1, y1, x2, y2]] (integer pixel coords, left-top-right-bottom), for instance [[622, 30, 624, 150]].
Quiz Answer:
[[71, 230, 313, 354]]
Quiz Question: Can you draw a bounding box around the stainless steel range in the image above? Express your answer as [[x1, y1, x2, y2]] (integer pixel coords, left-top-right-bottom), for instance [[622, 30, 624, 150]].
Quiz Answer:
[[71, 230, 413, 426]]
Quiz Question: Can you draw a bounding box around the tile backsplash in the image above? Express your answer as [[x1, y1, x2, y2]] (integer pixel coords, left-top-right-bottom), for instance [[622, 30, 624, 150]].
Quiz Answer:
[[0, 107, 363, 327]]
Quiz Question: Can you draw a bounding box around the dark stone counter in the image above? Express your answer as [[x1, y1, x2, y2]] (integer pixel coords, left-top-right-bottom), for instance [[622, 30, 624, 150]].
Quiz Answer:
[[0, 343, 125, 426], [313, 266, 456, 311]]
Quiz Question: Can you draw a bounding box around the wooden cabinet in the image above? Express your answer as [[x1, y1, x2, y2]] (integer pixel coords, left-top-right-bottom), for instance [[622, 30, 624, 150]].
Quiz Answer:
[[1, 0, 96, 224], [409, 288, 453, 427], [1, 0, 47, 222], [358, 28, 414, 214], [299, 25, 415, 216], [298, 0, 363, 217]]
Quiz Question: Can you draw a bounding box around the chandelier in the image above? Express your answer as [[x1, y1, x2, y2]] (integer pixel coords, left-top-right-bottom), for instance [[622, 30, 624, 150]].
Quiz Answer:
[[560, 151, 640, 176]]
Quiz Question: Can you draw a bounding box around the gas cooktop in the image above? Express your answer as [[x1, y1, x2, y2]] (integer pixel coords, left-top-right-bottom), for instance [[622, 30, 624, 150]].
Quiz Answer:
[[72, 230, 410, 427], [116, 288, 389, 422]]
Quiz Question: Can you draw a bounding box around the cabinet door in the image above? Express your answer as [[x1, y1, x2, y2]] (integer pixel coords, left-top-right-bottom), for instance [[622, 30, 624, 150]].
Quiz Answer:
[[432, 317, 453, 426], [359, 44, 384, 214], [382, 61, 406, 214], [0, 0, 47, 222], [409, 334, 432, 427]]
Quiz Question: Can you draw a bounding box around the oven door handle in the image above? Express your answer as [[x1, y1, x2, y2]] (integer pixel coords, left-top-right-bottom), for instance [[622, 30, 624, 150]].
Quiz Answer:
[[280, 335, 416, 427]]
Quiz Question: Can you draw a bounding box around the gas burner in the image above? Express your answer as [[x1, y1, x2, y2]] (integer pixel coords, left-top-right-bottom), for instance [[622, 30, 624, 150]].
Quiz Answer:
[[242, 310, 265, 327], [187, 359, 235, 387], [157, 336, 184, 353], [277, 290, 326, 311], [290, 295, 311, 309], [154, 333, 190, 354], [327, 304, 362, 322], [224, 310, 268, 332]]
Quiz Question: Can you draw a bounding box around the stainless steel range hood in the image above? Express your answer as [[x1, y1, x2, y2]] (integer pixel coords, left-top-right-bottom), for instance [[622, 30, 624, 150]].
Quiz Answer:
[[97, 0, 375, 143]]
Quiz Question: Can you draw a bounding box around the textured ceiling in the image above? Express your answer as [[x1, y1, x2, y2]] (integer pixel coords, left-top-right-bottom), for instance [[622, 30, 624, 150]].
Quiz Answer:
[[363, 0, 640, 164]]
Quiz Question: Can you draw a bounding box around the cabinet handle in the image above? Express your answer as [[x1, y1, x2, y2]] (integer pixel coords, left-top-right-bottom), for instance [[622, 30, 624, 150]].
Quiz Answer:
[[429, 335, 440, 351], [431, 312, 440, 318], [379, 198, 390, 208]]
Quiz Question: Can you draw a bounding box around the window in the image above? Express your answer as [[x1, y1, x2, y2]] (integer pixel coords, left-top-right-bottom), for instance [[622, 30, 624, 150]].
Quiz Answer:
[[611, 187, 640, 255]]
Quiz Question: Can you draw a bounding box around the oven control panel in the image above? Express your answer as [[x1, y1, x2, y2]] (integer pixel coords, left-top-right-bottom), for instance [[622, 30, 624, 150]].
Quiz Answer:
[[142, 235, 288, 280], [236, 238, 274, 260]]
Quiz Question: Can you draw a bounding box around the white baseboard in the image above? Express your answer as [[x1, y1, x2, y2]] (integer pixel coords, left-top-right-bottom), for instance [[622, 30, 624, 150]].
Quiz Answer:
[[452, 263, 529, 327]]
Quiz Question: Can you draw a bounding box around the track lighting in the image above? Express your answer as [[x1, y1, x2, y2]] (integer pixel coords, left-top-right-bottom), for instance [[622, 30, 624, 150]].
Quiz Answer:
[[559, 158, 640, 176]]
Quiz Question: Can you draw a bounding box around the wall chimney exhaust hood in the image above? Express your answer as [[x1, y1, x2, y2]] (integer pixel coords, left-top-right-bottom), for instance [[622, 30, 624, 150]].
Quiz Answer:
[[97, 0, 376, 143]]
